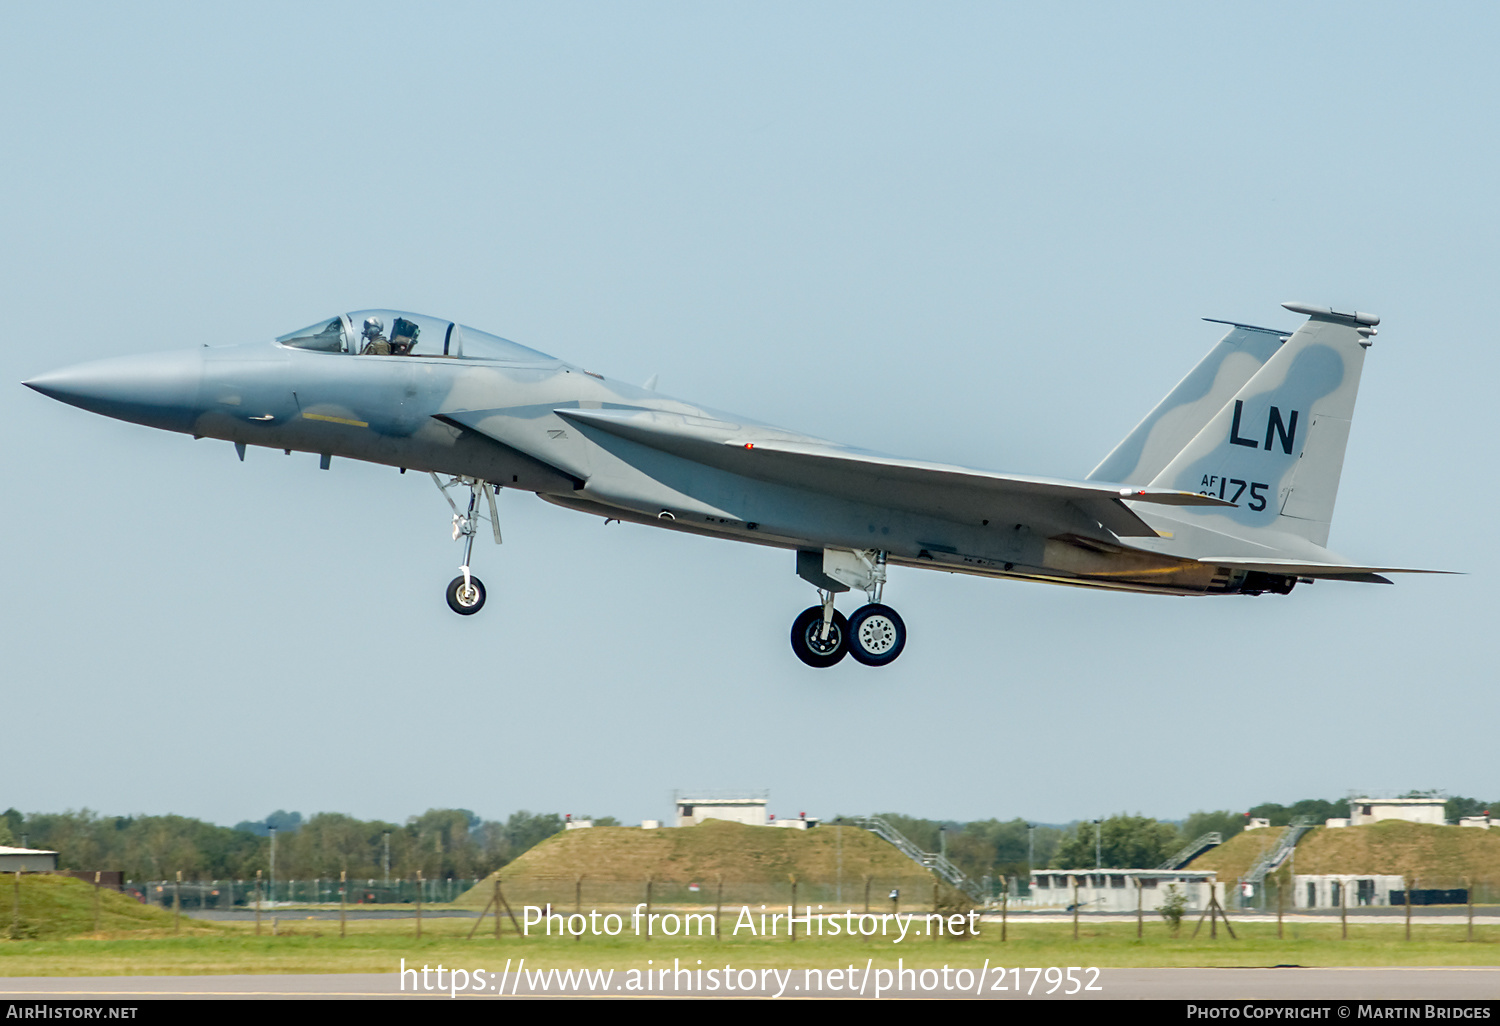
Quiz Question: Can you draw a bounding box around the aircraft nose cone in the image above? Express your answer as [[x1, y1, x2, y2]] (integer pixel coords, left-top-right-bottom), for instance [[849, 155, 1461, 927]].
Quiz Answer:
[[25, 349, 206, 434]]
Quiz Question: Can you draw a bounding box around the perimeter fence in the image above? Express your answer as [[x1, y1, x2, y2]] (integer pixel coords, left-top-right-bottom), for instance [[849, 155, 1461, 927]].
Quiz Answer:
[[124, 873, 1500, 915], [125, 875, 977, 913], [128, 877, 483, 909], [459, 876, 971, 913]]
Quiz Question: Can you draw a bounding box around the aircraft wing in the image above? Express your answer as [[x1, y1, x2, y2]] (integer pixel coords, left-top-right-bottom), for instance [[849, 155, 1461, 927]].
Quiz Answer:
[[555, 406, 1231, 538]]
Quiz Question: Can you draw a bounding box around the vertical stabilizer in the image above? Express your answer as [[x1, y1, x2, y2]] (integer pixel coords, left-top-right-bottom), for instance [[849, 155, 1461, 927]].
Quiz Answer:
[[1145, 303, 1377, 548], [1088, 322, 1286, 486]]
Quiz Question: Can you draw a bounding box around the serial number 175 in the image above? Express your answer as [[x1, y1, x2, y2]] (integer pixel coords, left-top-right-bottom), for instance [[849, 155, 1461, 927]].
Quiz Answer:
[[1199, 475, 1268, 511]]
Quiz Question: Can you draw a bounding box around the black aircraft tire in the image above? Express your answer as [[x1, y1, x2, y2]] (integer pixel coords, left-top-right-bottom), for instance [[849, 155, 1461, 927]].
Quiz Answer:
[[790, 606, 849, 668], [446, 575, 487, 615], [847, 603, 906, 666]]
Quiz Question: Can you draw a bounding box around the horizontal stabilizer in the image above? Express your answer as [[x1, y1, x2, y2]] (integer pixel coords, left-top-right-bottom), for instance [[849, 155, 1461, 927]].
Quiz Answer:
[[1195, 557, 1455, 581]]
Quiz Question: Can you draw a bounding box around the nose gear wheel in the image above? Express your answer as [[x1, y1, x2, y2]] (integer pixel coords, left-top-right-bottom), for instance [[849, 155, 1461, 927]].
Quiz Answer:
[[446, 575, 487, 614]]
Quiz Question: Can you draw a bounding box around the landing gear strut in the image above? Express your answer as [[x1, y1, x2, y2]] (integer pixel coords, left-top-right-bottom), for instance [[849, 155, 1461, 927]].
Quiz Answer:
[[433, 474, 501, 616], [790, 549, 907, 667]]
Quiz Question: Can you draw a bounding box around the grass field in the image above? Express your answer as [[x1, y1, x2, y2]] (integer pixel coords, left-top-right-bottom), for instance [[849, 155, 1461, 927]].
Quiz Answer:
[[454, 819, 942, 910], [4, 905, 1500, 976], [1, 873, 222, 941], [3, 920, 1500, 977], [6, 834, 1500, 978]]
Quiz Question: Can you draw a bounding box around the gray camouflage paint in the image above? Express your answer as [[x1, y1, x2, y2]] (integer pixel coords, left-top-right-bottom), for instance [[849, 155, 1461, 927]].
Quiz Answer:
[[1141, 315, 1366, 551], [22, 305, 1393, 599], [1087, 323, 1285, 486]]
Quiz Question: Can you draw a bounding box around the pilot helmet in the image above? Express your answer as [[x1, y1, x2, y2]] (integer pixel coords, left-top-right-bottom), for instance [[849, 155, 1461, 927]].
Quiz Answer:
[[362, 316, 385, 339]]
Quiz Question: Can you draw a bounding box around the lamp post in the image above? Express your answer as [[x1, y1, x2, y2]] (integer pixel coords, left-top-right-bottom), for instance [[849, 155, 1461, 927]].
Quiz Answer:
[[1093, 819, 1102, 870], [1027, 823, 1035, 884]]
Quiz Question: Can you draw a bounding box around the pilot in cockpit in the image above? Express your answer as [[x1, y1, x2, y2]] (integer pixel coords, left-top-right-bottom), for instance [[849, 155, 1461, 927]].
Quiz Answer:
[[360, 317, 390, 355]]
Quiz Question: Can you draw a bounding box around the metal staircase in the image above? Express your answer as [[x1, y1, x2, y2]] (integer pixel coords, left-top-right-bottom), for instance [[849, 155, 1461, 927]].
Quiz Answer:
[[1157, 831, 1223, 870], [855, 816, 987, 903], [1237, 817, 1317, 907]]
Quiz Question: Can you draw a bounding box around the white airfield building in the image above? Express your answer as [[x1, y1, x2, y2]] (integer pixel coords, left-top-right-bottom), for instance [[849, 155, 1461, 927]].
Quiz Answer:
[[1324, 796, 1448, 829], [1028, 870, 1220, 912], [0, 846, 58, 872]]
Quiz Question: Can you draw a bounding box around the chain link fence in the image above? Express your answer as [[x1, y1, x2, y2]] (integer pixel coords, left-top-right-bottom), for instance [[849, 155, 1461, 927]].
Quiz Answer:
[[129, 877, 484, 908]]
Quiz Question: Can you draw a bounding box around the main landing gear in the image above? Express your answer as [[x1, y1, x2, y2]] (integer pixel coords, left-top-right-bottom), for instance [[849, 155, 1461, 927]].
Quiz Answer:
[[791, 599, 850, 668], [789, 549, 907, 667], [433, 474, 501, 615]]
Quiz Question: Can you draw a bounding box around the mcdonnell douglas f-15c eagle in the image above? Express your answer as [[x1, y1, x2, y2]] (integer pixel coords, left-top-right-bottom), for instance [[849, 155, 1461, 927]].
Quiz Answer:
[[24, 301, 1441, 668]]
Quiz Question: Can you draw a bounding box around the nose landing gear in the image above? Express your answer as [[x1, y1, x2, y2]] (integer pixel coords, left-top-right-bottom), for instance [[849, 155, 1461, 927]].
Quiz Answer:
[[433, 474, 501, 616]]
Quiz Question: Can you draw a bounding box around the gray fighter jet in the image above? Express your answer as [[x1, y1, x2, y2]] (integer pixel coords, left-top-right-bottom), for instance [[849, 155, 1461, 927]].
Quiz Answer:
[[23, 302, 1441, 667]]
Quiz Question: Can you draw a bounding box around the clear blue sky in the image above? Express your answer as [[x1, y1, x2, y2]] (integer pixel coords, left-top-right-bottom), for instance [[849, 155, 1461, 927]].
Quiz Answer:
[[3, 2, 1493, 828]]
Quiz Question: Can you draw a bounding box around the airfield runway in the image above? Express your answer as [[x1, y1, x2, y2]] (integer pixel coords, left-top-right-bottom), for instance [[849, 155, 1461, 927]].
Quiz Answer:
[[2, 967, 1498, 999]]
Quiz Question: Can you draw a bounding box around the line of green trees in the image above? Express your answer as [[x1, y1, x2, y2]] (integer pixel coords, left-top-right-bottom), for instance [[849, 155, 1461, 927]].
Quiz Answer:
[[0, 807, 597, 881], [1446, 796, 1497, 821], [7, 794, 1493, 884]]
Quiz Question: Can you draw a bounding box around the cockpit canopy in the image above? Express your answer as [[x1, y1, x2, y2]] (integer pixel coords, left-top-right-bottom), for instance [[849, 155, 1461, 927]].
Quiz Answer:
[[275, 310, 555, 363]]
